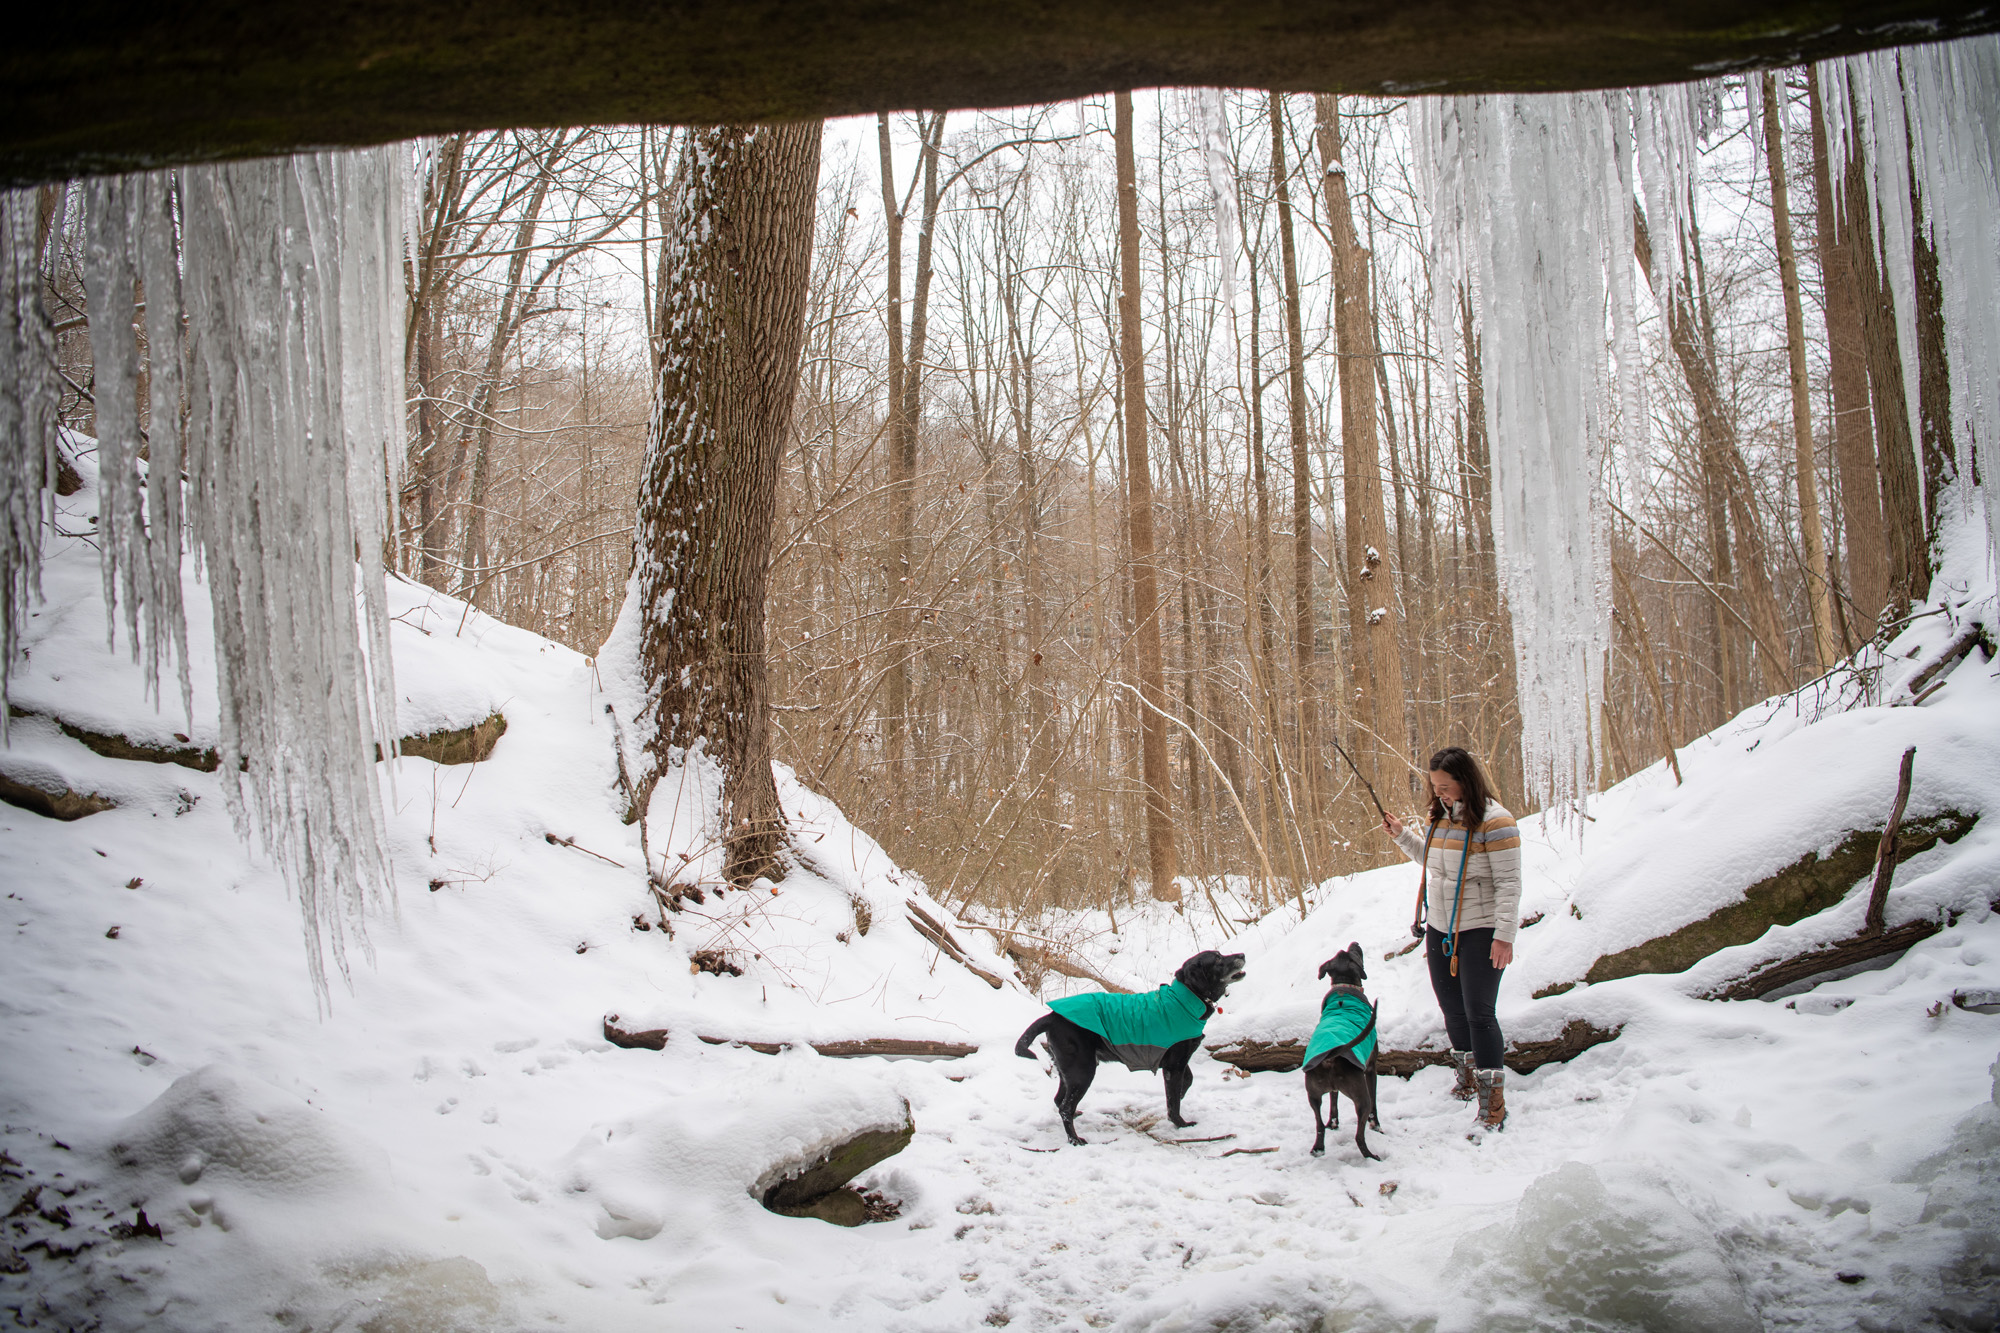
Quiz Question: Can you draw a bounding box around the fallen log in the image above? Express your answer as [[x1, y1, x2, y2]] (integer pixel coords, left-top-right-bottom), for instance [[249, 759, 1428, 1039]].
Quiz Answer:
[[1903, 623, 1992, 697], [603, 1016, 975, 1059], [982, 932, 1134, 995], [905, 899, 1009, 989], [1205, 1019, 1621, 1078], [1701, 917, 1941, 1001]]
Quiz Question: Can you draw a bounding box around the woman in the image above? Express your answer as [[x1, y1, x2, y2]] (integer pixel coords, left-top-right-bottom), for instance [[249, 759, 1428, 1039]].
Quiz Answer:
[[1380, 747, 1522, 1130]]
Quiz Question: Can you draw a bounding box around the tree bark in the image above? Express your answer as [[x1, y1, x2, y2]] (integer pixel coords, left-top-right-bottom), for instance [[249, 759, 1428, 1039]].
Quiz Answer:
[[1315, 95, 1408, 802], [1806, 73, 1886, 638], [1270, 93, 1320, 867], [1760, 74, 1835, 672], [632, 121, 822, 883], [1840, 119, 1927, 612], [1114, 90, 1179, 903], [1911, 189, 1953, 558]]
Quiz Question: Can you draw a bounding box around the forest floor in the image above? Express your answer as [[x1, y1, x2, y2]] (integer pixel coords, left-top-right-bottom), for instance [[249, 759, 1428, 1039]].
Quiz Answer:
[[1, 461, 1996, 1331]]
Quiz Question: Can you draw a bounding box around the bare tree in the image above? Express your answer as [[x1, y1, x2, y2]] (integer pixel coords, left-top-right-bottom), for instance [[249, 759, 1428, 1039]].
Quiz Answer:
[[632, 121, 823, 883], [1116, 91, 1181, 902]]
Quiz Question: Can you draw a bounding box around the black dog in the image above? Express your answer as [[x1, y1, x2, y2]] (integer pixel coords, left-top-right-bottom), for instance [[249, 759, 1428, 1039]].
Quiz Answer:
[[1015, 949, 1247, 1146], [1305, 942, 1381, 1161]]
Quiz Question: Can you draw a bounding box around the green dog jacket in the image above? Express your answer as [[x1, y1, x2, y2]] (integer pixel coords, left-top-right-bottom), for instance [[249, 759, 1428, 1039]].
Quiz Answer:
[[1301, 989, 1378, 1073], [1046, 979, 1211, 1072]]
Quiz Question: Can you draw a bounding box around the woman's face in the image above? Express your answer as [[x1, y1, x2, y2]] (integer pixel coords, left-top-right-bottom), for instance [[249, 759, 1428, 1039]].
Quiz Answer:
[[1430, 768, 1464, 806]]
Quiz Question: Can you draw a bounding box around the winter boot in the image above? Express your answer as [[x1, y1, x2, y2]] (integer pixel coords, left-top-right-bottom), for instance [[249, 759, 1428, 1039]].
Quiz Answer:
[[1475, 1068, 1507, 1130], [1449, 1050, 1478, 1102]]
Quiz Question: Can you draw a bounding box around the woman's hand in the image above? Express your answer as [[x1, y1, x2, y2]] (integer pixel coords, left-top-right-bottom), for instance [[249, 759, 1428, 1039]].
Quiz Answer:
[[1382, 811, 1404, 837], [1491, 939, 1514, 969]]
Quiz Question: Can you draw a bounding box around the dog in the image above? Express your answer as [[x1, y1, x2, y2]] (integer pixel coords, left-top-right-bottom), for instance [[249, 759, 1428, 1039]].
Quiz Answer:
[[1304, 942, 1381, 1161], [1015, 949, 1247, 1146]]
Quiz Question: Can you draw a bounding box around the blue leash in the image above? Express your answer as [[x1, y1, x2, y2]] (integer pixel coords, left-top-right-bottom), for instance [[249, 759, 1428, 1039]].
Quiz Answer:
[[1440, 815, 1474, 977]]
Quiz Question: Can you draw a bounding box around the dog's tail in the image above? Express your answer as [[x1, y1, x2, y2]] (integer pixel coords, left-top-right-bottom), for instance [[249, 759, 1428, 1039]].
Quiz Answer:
[[1015, 1012, 1058, 1059]]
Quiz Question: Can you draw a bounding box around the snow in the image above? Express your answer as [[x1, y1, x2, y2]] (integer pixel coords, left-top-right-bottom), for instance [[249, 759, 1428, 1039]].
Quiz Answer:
[[3, 458, 1997, 1329]]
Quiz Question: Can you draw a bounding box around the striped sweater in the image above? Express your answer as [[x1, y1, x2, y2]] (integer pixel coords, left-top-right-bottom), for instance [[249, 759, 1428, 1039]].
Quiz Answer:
[[1393, 800, 1525, 945]]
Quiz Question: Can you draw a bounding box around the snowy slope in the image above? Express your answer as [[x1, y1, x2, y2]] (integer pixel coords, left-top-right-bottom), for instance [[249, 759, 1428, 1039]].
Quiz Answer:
[[3, 470, 1998, 1331]]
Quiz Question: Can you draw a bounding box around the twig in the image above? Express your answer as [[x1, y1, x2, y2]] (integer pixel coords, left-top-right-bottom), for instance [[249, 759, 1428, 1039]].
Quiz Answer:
[[1327, 734, 1389, 821], [1217, 1146, 1278, 1158], [545, 832, 625, 868]]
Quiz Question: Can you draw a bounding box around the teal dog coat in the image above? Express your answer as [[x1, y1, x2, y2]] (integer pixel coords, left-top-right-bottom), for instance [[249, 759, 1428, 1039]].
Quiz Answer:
[[1046, 979, 1212, 1072], [1301, 988, 1378, 1073]]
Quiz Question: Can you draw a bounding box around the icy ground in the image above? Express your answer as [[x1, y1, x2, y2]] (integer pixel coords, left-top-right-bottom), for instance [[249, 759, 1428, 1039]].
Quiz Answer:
[[2, 467, 1997, 1331]]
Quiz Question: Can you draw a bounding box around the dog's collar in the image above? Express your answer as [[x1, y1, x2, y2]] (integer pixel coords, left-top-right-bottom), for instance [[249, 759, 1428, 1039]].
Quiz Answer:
[[1323, 984, 1368, 1000]]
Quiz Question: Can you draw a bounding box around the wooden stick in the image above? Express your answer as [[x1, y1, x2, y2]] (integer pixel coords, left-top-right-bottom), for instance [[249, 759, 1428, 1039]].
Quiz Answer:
[[1865, 746, 1917, 936]]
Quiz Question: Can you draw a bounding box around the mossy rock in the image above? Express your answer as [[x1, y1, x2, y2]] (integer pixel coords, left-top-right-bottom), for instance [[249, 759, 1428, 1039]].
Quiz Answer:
[[382, 713, 507, 766], [8, 707, 218, 772], [1581, 809, 1977, 986], [0, 771, 116, 820], [759, 1106, 913, 1219]]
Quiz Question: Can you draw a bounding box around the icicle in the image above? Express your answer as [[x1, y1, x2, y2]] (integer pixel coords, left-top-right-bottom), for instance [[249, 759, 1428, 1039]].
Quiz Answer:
[[1415, 89, 1700, 814], [177, 147, 405, 1003], [0, 189, 61, 730], [1828, 36, 2000, 573], [82, 176, 150, 662], [1194, 89, 1241, 318], [136, 174, 190, 721]]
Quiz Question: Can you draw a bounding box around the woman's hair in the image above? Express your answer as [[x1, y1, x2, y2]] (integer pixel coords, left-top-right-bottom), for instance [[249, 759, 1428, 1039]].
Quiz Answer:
[[1427, 746, 1493, 829]]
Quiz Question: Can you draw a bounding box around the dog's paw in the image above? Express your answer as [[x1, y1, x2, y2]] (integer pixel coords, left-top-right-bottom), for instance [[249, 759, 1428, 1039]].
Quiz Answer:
[[1310, 1146, 1325, 1158]]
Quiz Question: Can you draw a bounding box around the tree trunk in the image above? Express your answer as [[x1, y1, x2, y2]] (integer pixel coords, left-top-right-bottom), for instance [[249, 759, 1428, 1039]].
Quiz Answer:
[[1840, 119, 1926, 612], [875, 114, 912, 783], [1761, 75, 1835, 672], [1806, 73, 1886, 639], [1315, 94, 1408, 803], [1115, 91, 1179, 903], [1270, 93, 1320, 869], [1911, 188, 1953, 561], [632, 121, 822, 883]]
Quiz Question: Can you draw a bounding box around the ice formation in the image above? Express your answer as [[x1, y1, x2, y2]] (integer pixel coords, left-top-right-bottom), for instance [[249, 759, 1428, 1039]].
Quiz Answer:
[[0, 150, 408, 997], [1822, 35, 2000, 574], [1413, 88, 1701, 814], [1, 193, 62, 730]]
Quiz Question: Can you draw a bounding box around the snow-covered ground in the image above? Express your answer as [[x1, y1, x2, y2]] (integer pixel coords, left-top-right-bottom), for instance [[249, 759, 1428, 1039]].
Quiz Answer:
[[3, 465, 1997, 1330]]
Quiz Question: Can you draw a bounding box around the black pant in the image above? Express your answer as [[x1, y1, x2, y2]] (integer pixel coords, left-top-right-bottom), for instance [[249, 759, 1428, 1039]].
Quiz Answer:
[[1426, 926, 1505, 1069]]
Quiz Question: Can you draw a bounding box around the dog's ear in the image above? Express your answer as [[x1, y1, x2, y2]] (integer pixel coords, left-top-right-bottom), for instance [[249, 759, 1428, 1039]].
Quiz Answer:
[[1347, 941, 1367, 980], [1316, 958, 1338, 980]]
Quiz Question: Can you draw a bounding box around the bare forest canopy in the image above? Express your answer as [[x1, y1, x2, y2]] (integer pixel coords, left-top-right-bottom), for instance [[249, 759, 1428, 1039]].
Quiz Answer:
[[5, 0, 1999, 184]]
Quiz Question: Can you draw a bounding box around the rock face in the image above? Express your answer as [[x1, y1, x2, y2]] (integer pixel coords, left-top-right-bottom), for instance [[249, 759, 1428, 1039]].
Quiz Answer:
[[1574, 810, 1977, 988], [757, 1103, 913, 1227], [7, 2, 1996, 184]]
